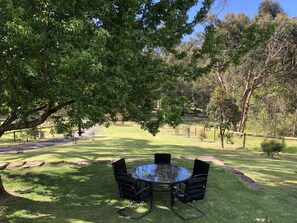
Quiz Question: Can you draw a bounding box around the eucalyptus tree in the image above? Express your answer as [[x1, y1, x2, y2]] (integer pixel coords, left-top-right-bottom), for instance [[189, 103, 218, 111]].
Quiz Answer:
[[0, 0, 215, 195], [231, 0, 297, 133], [199, 0, 297, 133], [237, 13, 297, 133], [250, 84, 297, 136], [190, 12, 274, 132], [198, 12, 274, 92]]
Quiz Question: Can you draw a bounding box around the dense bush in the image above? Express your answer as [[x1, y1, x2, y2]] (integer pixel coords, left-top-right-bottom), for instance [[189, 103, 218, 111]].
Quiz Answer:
[[260, 139, 286, 157]]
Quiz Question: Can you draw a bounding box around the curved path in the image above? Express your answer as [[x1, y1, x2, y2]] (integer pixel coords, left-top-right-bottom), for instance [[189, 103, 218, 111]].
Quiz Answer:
[[0, 124, 99, 154]]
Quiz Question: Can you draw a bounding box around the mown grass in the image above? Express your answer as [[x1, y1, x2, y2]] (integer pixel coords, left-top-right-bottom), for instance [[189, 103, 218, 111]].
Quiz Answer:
[[0, 125, 297, 222], [182, 125, 297, 152]]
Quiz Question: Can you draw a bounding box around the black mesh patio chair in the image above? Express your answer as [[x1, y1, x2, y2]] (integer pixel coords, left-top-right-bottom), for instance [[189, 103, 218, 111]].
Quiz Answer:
[[171, 159, 210, 220], [179, 159, 210, 187], [153, 153, 172, 191], [112, 158, 128, 177], [112, 158, 131, 194], [116, 173, 153, 220], [192, 159, 210, 176], [154, 153, 171, 164]]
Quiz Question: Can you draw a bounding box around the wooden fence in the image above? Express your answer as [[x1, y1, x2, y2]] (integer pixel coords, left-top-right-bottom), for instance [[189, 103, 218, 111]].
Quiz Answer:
[[1, 126, 53, 143], [173, 124, 297, 148]]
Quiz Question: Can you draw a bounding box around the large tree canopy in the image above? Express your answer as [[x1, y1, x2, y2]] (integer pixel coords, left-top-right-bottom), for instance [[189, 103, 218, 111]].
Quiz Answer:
[[0, 0, 214, 137]]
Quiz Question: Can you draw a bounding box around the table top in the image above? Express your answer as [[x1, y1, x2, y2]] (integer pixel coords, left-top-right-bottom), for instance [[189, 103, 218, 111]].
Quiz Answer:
[[131, 164, 192, 184]]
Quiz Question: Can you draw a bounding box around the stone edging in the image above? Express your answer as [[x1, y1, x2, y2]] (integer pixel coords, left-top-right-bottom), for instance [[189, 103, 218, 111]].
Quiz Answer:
[[0, 160, 111, 169], [1, 156, 264, 190], [181, 155, 265, 190]]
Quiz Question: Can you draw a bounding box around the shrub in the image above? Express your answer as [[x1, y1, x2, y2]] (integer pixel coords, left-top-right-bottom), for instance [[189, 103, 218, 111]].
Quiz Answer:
[[198, 129, 207, 141], [27, 127, 39, 140], [260, 139, 286, 157]]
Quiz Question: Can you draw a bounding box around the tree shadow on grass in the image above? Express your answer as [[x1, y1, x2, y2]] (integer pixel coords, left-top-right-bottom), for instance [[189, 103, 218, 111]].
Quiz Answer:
[[1, 163, 120, 222], [1, 160, 297, 223], [1, 162, 181, 223]]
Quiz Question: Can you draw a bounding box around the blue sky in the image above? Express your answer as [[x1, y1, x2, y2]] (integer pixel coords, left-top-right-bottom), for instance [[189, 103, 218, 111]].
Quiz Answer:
[[212, 0, 296, 18], [184, 0, 297, 41]]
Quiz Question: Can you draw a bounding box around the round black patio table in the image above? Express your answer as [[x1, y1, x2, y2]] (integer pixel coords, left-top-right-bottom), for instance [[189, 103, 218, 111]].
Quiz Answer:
[[131, 164, 192, 185]]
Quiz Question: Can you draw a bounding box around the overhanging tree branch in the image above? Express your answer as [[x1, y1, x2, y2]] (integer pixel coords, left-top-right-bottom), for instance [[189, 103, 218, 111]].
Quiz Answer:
[[0, 100, 75, 134]]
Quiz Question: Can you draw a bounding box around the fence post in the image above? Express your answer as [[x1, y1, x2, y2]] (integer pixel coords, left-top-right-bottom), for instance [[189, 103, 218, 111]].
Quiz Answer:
[[243, 133, 246, 149], [175, 127, 179, 135], [195, 127, 197, 136], [188, 126, 190, 138], [186, 126, 190, 138], [13, 131, 16, 142]]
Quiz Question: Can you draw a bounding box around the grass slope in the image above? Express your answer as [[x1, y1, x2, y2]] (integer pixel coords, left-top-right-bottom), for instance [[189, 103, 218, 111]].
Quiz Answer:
[[0, 125, 297, 222]]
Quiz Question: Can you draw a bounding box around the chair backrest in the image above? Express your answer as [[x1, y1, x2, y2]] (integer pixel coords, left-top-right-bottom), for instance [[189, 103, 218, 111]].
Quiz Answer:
[[154, 153, 171, 164], [116, 174, 139, 201], [112, 158, 128, 179], [192, 159, 210, 176]]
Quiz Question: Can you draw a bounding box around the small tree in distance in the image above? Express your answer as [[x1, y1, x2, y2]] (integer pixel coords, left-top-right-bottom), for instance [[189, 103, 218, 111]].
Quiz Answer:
[[206, 85, 241, 148]]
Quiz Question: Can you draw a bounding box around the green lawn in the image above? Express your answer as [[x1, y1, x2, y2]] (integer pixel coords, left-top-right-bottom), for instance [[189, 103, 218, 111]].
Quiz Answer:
[[0, 125, 297, 222]]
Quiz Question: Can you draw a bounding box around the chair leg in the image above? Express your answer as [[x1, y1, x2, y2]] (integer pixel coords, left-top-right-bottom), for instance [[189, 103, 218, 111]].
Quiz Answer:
[[117, 199, 153, 220], [171, 200, 206, 221], [114, 187, 119, 195]]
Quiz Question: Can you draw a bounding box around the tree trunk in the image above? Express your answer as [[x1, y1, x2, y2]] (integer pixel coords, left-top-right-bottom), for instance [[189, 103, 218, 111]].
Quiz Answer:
[[216, 70, 227, 92], [293, 109, 297, 136], [0, 130, 5, 138], [238, 83, 255, 133], [220, 126, 224, 148], [0, 175, 8, 196]]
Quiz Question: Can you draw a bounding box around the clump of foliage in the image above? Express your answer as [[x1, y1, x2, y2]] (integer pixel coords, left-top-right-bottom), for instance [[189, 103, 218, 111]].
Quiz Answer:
[[54, 121, 74, 139], [206, 86, 241, 148], [260, 139, 286, 157], [26, 127, 39, 140], [198, 129, 207, 141]]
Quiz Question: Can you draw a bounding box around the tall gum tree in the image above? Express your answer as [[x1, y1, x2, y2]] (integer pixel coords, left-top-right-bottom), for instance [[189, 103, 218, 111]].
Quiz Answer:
[[192, 12, 275, 131], [195, 0, 296, 133], [237, 14, 297, 133], [0, 0, 215, 195]]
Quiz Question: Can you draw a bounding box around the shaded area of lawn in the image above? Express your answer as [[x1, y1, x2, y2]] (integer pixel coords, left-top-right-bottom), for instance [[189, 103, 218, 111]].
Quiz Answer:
[[1, 161, 296, 223]]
